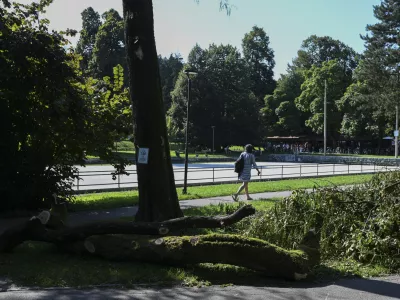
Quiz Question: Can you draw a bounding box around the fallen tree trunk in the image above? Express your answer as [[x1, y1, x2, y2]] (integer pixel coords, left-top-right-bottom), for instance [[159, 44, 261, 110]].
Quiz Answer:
[[0, 205, 255, 251], [0, 211, 65, 252], [0, 205, 320, 280], [71, 233, 319, 280]]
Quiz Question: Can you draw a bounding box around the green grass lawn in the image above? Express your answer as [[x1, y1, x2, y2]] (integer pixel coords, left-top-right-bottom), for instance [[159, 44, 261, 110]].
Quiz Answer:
[[0, 241, 390, 288], [72, 174, 373, 211], [183, 198, 279, 217], [86, 150, 232, 160]]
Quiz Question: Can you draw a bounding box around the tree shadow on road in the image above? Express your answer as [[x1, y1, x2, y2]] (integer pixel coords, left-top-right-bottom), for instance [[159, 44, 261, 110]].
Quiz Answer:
[[335, 275, 400, 299]]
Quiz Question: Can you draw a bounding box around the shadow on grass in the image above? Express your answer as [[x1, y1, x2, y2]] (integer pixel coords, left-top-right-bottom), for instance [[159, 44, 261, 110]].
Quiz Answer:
[[0, 242, 186, 288], [186, 262, 394, 288], [0, 242, 339, 289]]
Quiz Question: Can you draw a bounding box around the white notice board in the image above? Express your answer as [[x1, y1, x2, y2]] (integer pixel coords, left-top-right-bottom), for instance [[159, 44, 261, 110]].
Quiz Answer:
[[137, 148, 149, 164]]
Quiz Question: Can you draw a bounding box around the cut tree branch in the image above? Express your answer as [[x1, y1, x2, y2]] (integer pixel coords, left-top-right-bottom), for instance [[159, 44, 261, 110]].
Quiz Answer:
[[0, 205, 255, 252], [69, 233, 319, 280]]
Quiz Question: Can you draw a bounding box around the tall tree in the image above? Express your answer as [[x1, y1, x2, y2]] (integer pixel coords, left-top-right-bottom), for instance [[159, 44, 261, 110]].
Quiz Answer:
[[242, 26, 276, 105], [294, 35, 358, 71], [122, 0, 232, 222], [75, 7, 101, 72], [123, 0, 182, 222], [260, 35, 358, 140], [334, 0, 400, 148], [89, 9, 126, 81], [338, 78, 388, 142], [295, 60, 354, 143], [358, 0, 400, 111], [158, 53, 184, 111], [169, 44, 259, 147], [261, 68, 307, 136]]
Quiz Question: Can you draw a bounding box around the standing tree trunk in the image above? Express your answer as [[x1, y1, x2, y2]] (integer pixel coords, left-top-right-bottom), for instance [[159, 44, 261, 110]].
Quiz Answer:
[[123, 0, 183, 221]]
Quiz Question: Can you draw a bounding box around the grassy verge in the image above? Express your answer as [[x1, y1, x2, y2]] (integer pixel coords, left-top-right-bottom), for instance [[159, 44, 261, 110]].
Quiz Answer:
[[1, 199, 393, 288], [0, 242, 195, 288], [72, 174, 373, 211], [1, 243, 389, 288], [85, 151, 232, 160]]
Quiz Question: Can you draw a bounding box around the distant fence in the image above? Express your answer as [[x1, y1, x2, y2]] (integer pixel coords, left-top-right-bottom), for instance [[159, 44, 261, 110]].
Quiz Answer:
[[73, 163, 399, 193]]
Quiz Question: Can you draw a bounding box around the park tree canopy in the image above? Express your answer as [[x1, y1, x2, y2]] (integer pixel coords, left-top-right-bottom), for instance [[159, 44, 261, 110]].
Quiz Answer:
[[261, 35, 359, 140], [158, 53, 184, 111], [75, 7, 102, 73], [295, 59, 355, 143], [169, 44, 260, 147], [242, 26, 276, 105], [350, 0, 400, 117], [88, 9, 127, 82]]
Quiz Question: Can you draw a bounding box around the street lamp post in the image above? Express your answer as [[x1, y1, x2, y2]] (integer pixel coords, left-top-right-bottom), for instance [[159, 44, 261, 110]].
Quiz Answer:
[[390, 71, 400, 158], [211, 126, 215, 154], [324, 79, 327, 156], [182, 70, 197, 195], [395, 105, 398, 158]]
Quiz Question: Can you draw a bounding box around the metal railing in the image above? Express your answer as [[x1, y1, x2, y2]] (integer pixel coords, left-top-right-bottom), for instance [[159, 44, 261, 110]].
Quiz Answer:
[[73, 162, 399, 193]]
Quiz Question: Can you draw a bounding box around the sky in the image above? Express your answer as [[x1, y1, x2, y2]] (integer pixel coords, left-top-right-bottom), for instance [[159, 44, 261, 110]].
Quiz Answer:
[[17, 0, 381, 78]]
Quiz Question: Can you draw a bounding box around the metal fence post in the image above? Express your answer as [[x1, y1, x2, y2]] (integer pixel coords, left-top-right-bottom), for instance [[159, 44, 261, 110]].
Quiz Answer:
[[118, 173, 120, 188], [300, 164, 302, 177], [77, 170, 80, 191], [281, 165, 284, 179], [333, 163, 335, 175], [317, 164, 319, 176], [361, 162, 363, 173], [348, 163, 350, 174], [374, 163, 376, 173], [213, 168, 215, 183]]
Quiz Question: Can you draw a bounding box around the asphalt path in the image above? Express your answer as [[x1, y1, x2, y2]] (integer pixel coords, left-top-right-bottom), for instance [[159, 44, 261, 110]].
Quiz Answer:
[[73, 162, 397, 191], [1, 275, 399, 299]]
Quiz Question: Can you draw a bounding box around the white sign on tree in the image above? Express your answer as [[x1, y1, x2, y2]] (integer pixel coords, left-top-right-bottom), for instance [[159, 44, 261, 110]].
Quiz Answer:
[[137, 148, 149, 164]]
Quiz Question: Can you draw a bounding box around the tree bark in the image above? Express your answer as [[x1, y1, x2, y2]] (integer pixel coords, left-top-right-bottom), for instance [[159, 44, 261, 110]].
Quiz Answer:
[[73, 234, 319, 280], [123, 0, 182, 221], [0, 205, 255, 252]]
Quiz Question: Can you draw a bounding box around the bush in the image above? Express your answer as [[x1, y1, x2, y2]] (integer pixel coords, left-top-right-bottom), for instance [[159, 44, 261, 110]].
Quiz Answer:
[[233, 172, 400, 270], [115, 140, 135, 152], [1, 3, 129, 211]]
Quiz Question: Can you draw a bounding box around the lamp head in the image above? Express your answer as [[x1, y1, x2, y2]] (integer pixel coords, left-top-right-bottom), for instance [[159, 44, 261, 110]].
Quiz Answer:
[[184, 70, 197, 76]]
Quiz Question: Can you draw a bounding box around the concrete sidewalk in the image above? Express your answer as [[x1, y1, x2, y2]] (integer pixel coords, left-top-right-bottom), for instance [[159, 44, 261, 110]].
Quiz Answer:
[[69, 186, 355, 226], [0, 190, 293, 233], [68, 190, 296, 226]]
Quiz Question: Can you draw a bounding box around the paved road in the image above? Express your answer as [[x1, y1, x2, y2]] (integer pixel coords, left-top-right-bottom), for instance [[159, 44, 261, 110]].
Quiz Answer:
[[1, 275, 399, 299], [74, 162, 395, 191]]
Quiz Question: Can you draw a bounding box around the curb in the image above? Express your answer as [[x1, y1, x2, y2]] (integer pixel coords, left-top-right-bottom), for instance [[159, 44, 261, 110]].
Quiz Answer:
[[83, 157, 236, 165]]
